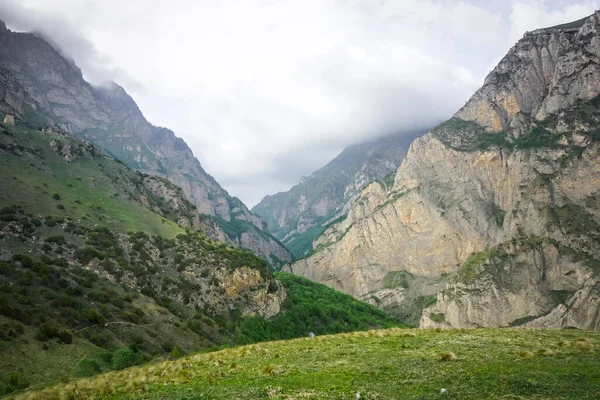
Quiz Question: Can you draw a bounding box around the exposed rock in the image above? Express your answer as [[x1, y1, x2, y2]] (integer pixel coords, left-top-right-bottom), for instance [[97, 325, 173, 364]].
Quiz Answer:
[[289, 12, 600, 330], [3, 114, 14, 124]]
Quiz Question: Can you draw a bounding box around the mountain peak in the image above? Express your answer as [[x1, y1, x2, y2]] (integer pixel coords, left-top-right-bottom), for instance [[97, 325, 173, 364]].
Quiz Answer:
[[453, 10, 600, 138]]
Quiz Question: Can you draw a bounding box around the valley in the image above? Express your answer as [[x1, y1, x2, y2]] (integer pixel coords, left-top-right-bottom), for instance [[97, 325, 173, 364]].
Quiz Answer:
[[1, 4, 600, 400]]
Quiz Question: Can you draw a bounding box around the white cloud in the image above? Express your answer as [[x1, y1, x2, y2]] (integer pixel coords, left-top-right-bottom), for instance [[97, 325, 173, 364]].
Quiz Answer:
[[1, 0, 598, 206]]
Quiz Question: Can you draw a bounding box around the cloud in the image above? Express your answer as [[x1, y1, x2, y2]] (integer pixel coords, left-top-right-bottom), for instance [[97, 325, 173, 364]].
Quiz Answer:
[[0, 0, 143, 90], [0, 0, 598, 206]]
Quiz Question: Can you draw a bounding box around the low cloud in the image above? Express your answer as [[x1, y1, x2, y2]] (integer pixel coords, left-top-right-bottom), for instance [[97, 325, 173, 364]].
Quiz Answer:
[[1, 0, 598, 206]]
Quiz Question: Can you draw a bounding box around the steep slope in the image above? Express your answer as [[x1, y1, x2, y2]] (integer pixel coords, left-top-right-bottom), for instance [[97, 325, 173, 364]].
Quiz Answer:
[[288, 12, 600, 330], [0, 21, 291, 268], [253, 131, 419, 259]]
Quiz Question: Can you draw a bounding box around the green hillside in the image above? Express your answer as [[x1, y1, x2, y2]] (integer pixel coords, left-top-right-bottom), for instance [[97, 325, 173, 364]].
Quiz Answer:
[[0, 122, 183, 237], [7, 328, 600, 399]]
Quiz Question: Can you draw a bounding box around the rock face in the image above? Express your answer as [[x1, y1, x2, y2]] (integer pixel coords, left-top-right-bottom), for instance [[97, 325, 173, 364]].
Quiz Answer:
[[253, 131, 419, 259], [288, 12, 600, 330], [0, 21, 291, 267]]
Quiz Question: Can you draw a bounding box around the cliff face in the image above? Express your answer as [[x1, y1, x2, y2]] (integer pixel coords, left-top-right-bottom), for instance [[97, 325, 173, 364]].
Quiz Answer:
[[253, 131, 418, 259], [0, 22, 291, 266], [288, 12, 600, 329]]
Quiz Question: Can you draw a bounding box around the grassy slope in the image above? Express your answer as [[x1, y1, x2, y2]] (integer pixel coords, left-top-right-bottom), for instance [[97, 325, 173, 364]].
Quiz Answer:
[[0, 123, 183, 237], [8, 328, 600, 400]]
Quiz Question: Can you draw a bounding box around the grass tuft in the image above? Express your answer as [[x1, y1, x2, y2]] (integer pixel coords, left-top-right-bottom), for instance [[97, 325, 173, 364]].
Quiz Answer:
[[538, 348, 553, 356], [438, 351, 457, 361], [518, 351, 534, 359], [261, 364, 277, 376]]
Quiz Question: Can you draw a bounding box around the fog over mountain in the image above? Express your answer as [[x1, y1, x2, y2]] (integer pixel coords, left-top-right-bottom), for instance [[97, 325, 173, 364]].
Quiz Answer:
[[1, 0, 598, 206]]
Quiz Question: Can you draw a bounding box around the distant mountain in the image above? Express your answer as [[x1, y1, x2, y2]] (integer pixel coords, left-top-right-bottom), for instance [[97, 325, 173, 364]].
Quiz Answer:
[[0, 21, 291, 268], [252, 131, 422, 259]]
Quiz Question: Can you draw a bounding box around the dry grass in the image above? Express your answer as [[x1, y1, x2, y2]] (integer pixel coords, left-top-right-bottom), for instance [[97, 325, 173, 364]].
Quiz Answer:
[[538, 348, 553, 356], [261, 364, 277, 376], [438, 351, 457, 361], [573, 337, 591, 345], [518, 351, 534, 359]]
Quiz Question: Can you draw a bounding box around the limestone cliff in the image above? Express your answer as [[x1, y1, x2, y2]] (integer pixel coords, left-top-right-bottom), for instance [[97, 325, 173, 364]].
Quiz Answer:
[[0, 21, 291, 267], [289, 12, 600, 330]]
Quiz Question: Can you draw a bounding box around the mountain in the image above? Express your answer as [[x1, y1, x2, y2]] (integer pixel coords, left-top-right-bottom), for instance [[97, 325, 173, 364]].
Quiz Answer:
[[0, 21, 291, 268], [0, 120, 398, 396], [252, 131, 420, 259], [287, 12, 600, 329]]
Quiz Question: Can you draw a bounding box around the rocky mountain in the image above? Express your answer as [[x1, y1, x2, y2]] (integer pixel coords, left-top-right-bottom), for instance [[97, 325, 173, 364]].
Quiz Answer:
[[287, 13, 600, 329], [252, 131, 420, 259], [0, 21, 291, 268]]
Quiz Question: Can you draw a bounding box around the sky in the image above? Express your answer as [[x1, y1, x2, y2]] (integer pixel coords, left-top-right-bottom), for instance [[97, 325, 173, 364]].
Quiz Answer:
[[1, 0, 599, 206]]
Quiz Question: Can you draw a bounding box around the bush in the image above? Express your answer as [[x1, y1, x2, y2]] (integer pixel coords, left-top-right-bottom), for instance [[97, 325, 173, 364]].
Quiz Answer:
[[52, 193, 61, 200], [0, 371, 29, 396], [58, 330, 73, 344], [35, 323, 59, 341], [75, 247, 105, 264], [45, 235, 66, 245], [87, 308, 106, 325], [73, 358, 102, 377], [111, 347, 138, 370]]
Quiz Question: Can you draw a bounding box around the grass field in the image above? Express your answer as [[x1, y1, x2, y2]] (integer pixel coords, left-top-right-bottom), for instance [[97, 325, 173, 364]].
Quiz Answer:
[[7, 328, 600, 399]]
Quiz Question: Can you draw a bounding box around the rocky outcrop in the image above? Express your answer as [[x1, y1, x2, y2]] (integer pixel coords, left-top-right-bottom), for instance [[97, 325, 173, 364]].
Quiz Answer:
[[420, 240, 600, 330], [141, 174, 204, 231], [253, 131, 419, 259], [289, 12, 600, 330], [0, 67, 24, 119], [0, 21, 291, 265]]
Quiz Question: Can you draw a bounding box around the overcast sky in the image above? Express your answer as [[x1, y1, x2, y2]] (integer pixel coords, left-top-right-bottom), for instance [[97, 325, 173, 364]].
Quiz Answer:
[[1, 0, 599, 206]]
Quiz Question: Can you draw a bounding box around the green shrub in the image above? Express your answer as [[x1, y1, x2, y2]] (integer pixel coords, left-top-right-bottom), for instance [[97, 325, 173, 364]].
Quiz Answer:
[[35, 323, 59, 341], [45, 235, 66, 245], [58, 330, 73, 344], [87, 308, 106, 325], [73, 358, 102, 377], [52, 193, 61, 200], [0, 371, 29, 396], [75, 247, 105, 264], [111, 347, 138, 370]]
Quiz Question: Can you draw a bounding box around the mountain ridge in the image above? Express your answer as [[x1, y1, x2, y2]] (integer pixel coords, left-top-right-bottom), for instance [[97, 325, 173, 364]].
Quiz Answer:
[[0, 21, 291, 268]]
